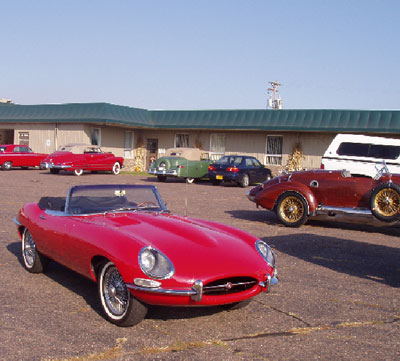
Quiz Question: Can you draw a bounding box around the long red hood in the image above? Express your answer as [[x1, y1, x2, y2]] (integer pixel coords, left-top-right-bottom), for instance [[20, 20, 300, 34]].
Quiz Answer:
[[78, 212, 268, 281]]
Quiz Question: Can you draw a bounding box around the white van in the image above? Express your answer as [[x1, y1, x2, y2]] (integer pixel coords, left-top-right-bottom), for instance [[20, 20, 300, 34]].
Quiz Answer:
[[321, 133, 400, 177]]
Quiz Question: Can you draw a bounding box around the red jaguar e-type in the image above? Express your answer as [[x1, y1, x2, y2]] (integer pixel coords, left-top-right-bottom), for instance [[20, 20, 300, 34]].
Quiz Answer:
[[247, 164, 400, 227], [15, 184, 277, 327], [41, 144, 123, 176]]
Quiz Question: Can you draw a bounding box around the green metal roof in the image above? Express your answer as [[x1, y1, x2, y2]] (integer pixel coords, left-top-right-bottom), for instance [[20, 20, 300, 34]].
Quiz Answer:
[[0, 103, 150, 127], [0, 102, 400, 134]]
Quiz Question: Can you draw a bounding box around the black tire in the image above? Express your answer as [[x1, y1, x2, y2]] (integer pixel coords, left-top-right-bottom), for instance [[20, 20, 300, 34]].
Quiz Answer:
[[370, 182, 400, 222], [239, 174, 250, 188], [222, 298, 252, 311], [98, 261, 147, 327], [2, 161, 12, 170], [275, 191, 308, 227], [157, 175, 167, 182], [50, 169, 60, 174], [112, 162, 121, 175], [74, 169, 83, 176], [21, 228, 49, 273]]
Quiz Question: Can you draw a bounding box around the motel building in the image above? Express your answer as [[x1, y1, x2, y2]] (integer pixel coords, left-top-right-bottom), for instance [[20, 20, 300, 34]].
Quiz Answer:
[[0, 100, 399, 173]]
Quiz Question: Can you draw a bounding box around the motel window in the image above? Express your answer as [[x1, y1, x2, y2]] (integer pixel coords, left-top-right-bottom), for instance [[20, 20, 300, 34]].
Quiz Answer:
[[124, 131, 134, 159], [175, 133, 189, 148], [19, 132, 29, 146], [210, 133, 225, 161], [265, 135, 283, 165], [90, 128, 101, 146]]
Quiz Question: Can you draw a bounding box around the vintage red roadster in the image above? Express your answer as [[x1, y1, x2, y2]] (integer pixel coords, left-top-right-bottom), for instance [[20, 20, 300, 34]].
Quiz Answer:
[[247, 164, 400, 227], [15, 184, 277, 326], [40, 144, 124, 176], [0, 144, 47, 170]]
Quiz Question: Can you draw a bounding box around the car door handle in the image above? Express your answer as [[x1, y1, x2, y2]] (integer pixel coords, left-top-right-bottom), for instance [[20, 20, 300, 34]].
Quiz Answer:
[[40, 215, 46, 220]]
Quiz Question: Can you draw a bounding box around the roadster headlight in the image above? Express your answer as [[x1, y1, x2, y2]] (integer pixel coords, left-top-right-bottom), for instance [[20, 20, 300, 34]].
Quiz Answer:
[[139, 247, 175, 279], [256, 240, 275, 268]]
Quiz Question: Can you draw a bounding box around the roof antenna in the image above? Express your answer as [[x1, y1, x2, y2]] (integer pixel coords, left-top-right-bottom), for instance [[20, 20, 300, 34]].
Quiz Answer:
[[267, 81, 283, 110]]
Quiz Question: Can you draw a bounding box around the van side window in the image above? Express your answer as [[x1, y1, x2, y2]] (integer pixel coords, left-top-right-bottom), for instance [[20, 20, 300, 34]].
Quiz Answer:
[[337, 142, 400, 160], [337, 143, 369, 157], [369, 144, 400, 159]]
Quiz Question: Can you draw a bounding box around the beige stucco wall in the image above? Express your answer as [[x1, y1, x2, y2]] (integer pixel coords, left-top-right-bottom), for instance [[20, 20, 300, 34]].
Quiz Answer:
[[1, 121, 337, 172]]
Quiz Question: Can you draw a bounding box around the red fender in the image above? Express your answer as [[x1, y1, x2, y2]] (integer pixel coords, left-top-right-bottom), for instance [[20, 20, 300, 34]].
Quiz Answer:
[[255, 181, 318, 214]]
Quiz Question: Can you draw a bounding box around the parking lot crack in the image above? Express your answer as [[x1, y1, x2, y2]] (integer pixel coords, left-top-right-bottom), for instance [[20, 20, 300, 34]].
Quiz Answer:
[[222, 316, 400, 342]]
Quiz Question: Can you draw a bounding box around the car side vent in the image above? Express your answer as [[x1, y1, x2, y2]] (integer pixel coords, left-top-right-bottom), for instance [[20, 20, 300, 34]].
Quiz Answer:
[[203, 277, 258, 295]]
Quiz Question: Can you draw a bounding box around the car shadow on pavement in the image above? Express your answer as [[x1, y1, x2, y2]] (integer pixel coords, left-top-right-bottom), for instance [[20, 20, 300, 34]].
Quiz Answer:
[[227, 209, 400, 237], [7, 241, 226, 322], [266, 234, 400, 288], [226, 209, 281, 225]]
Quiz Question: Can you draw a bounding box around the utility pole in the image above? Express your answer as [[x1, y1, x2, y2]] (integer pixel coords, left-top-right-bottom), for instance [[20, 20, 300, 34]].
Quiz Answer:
[[267, 81, 283, 110]]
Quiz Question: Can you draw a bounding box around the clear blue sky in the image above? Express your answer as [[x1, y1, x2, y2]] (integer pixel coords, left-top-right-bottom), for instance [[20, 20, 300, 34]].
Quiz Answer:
[[1, 0, 399, 110]]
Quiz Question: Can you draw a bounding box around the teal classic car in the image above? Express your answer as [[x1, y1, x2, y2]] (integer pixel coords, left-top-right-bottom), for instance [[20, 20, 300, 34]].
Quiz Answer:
[[148, 148, 211, 183]]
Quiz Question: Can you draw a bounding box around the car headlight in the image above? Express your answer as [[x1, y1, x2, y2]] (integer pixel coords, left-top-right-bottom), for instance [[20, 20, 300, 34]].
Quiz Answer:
[[139, 247, 175, 279], [255, 240, 275, 268]]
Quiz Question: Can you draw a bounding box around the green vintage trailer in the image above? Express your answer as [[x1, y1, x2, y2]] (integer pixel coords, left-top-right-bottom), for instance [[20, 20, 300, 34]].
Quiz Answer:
[[148, 148, 211, 183]]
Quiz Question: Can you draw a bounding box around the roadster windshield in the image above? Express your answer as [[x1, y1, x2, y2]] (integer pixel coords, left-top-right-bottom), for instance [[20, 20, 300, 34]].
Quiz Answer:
[[66, 185, 166, 215]]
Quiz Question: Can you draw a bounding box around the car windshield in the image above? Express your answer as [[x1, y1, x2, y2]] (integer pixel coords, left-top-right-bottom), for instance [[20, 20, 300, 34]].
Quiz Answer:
[[66, 184, 167, 215], [217, 156, 243, 165]]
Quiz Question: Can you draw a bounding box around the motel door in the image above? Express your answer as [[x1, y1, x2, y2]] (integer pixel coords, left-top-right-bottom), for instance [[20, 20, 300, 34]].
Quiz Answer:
[[146, 139, 158, 168]]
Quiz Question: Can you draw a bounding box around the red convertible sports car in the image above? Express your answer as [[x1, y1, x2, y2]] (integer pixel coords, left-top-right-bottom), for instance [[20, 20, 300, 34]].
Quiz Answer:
[[0, 144, 47, 170], [15, 184, 277, 326], [40, 144, 124, 176], [248, 164, 400, 227]]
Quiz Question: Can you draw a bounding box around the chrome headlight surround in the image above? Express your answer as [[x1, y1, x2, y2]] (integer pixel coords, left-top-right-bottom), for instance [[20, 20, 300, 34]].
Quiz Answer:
[[139, 246, 175, 279], [255, 240, 275, 268]]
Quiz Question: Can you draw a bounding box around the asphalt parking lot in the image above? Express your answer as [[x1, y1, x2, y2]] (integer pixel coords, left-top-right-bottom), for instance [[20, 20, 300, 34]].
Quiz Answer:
[[1, 170, 399, 361]]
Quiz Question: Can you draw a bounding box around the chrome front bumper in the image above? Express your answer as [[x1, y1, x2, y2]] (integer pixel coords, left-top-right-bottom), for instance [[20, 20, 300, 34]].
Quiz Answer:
[[148, 168, 178, 176], [127, 273, 278, 303]]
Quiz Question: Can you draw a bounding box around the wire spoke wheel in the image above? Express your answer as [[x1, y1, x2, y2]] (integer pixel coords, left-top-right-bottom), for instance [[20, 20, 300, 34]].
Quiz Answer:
[[279, 196, 304, 223], [373, 188, 400, 217], [23, 230, 37, 267], [102, 265, 129, 317], [21, 228, 48, 273], [98, 261, 148, 326], [276, 192, 308, 227], [370, 183, 400, 222]]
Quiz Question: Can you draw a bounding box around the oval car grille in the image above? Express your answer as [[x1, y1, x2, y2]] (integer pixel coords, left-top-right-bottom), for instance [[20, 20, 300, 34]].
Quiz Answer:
[[203, 277, 258, 295]]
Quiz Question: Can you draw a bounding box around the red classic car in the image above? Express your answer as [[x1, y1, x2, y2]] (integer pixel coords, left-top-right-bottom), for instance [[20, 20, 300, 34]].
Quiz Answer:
[[0, 144, 47, 170], [15, 184, 277, 326], [41, 144, 124, 175], [247, 164, 400, 227]]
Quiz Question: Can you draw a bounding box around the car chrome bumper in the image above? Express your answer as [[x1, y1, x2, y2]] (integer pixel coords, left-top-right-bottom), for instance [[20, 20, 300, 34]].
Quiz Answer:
[[127, 274, 278, 303], [41, 162, 71, 169], [148, 168, 178, 176]]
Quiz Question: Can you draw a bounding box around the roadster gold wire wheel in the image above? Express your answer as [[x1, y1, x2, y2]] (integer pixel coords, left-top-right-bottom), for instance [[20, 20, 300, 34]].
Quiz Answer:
[[275, 192, 308, 227], [370, 183, 400, 222], [373, 188, 400, 217]]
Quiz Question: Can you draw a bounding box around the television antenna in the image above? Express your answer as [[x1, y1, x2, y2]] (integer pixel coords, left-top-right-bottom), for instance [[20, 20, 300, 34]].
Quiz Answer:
[[267, 81, 283, 110]]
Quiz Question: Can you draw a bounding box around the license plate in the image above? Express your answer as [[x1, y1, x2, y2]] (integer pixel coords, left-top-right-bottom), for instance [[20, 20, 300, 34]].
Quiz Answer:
[[216, 175, 223, 180]]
